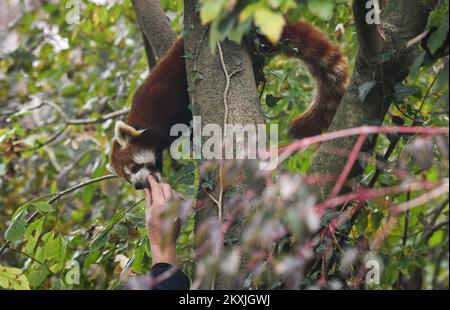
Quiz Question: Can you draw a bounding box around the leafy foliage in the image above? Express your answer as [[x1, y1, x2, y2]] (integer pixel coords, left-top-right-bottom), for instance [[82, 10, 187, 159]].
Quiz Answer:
[[0, 0, 448, 290]]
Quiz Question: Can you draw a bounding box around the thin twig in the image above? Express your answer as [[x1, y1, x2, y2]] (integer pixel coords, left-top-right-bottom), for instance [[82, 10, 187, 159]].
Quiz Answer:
[[43, 100, 130, 126], [330, 134, 367, 198], [20, 101, 129, 152], [274, 126, 449, 171], [8, 247, 56, 275], [316, 179, 444, 215], [65, 108, 130, 125], [417, 69, 442, 114], [0, 102, 45, 117], [0, 174, 118, 256], [407, 30, 430, 49], [25, 124, 69, 152], [392, 180, 450, 215], [398, 191, 412, 289]]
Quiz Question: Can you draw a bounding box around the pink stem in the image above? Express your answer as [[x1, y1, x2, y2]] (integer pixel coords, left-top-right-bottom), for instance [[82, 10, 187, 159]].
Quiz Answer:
[[329, 134, 367, 198], [315, 180, 440, 215], [279, 126, 448, 156]]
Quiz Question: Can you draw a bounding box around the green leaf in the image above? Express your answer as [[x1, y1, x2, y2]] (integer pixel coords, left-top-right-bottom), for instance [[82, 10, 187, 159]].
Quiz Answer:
[[240, 3, 264, 22], [356, 210, 369, 233], [27, 264, 50, 288], [33, 202, 54, 214], [24, 217, 45, 255], [200, 0, 227, 24], [89, 230, 111, 252], [428, 15, 449, 54], [113, 224, 128, 240], [384, 260, 400, 284], [254, 9, 286, 43], [32, 232, 66, 273], [131, 241, 146, 274], [371, 212, 384, 231], [98, 6, 108, 24], [307, 0, 335, 20], [266, 94, 283, 107], [409, 53, 425, 79], [433, 62, 449, 94], [5, 210, 27, 242]]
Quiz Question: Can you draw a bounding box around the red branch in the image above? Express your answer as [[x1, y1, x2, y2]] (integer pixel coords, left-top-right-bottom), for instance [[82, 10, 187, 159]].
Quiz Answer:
[[314, 180, 441, 216], [278, 126, 448, 157], [330, 134, 367, 198]]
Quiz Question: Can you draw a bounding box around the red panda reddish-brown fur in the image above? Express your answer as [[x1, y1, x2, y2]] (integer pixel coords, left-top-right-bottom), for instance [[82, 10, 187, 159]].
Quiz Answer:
[[126, 20, 348, 141], [127, 39, 191, 141], [110, 19, 348, 181], [110, 39, 191, 179], [281, 20, 349, 138]]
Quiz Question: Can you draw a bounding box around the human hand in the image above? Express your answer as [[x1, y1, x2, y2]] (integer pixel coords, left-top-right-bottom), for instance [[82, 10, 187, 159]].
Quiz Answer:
[[144, 176, 181, 266]]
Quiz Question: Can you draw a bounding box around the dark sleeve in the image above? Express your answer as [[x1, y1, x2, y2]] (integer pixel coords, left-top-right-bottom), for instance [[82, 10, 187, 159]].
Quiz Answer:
[[150, 263, 190, 290]]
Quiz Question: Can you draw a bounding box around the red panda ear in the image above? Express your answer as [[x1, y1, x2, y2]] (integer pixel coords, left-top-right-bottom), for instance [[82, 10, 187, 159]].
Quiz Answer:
[[114, 121, 145, 147]]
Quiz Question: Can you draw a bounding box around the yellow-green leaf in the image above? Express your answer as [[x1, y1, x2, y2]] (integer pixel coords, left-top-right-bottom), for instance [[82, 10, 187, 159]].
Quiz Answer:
[[254, 9, 285, 43], [0, 265, 31, 290], [307, 0, 335, 20], [200, 0, 227, 24]]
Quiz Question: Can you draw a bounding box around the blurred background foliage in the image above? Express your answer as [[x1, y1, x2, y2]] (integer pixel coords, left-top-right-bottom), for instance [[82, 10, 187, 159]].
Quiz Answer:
[[0, 0, 448, 290]]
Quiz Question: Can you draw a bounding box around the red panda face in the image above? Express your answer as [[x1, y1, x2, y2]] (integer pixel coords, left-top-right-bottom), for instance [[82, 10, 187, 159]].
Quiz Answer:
[[109, 121, 162, 190]]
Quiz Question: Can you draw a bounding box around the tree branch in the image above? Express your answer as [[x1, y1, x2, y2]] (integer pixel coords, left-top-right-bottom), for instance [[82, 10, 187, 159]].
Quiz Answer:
[[353, 0, 384, 56], [308, 0, 439, 200], [64, 108, 130, 125], [21, 103, 130, 151], [131, 0, 177, 59], [0, 174, 118, 256], [305, 0, 440, 284]]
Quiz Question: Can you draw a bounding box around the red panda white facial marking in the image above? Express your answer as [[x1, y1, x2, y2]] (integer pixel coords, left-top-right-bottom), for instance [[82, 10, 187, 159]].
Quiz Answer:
[[110, 121, 162, 190], [129, 165, 152, 190], [133, 149, 156, 165], [129, 149, 161, 190]]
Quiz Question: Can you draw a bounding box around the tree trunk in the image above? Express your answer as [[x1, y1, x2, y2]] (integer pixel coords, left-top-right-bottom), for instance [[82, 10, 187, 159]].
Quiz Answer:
[[308, 0, 439, 200], [183, 0, 265, 289], [304, 0, 439, 286]]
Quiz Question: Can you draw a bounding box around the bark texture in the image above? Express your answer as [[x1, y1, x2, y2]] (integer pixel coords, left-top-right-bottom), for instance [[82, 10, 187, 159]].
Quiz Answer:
[[308, 0, 439, 200], [184, 0, 265, 289], [132, 0, 177, 59]]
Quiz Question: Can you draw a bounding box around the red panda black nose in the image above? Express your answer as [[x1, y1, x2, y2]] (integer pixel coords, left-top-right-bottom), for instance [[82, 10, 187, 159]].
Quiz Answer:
[[134, 182, 145, 190]]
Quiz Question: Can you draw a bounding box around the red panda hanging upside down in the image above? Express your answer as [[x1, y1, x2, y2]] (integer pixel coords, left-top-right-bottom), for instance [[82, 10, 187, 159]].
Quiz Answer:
[[108, 19, 349, 190]]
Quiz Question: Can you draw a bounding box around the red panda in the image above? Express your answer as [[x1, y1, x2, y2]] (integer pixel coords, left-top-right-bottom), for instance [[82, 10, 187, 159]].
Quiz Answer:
[[109, 19, 349, 190]]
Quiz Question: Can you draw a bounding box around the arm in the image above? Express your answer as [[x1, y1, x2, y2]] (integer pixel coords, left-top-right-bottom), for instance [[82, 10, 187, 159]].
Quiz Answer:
[[144, 176, 189, 290]]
